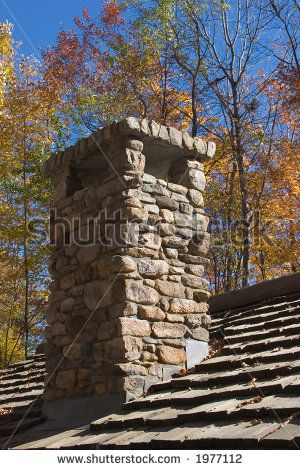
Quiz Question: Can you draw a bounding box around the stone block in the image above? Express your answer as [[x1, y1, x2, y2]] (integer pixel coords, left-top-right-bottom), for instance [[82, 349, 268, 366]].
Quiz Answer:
[[141, 351, 158, 362], [156, 345, 186, 365], [62, 342, 84, 360], [60, 297, 75, 313], [115, 363, 148, 376], [152, 322, 186, 338], [194, 289, 211, 302], [189, 231, 210, 255], [97, 321, 116, 340], [140, 233, 162, 250], [137, 259, 169, 278], [185, 264, 205, 276], [182, 275, 210, 290], [122, 206, 148, 221], [138, 305, 165, 321], [207, 141, 216, 158], [51, 322, 67, 336], [169, 298, 208, 314], [166, 313, 184, 323], [60, 273, 75, 290], [188, 189, 204, 207], [155, 280, 185, 298], [189, 327, 209, 342], [162, 236, 189, 248], [117, 318, 151, 337], [84, 280, 113, 310], [168, 127, 183, 147], [167, 182, 188, 195], [110, 255, 136, 273], [159, 223, 176, 237], [108, 301, 137, 318], [193, 136, 207, 155], [159, 209, 174, 223], [106, 336, 143, 361], [156, 196, 179, 211], [185, 313, 210, 329], [56, 370, 77, 389], [93, 342, 105, 362], [77, 245, 101, 265], [182, 132, 194, 151], [119, 280, 160, 305]]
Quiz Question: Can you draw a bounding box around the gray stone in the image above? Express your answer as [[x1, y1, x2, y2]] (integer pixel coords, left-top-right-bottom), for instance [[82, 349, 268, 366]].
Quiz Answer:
[[120, 280, 160, 305], [84, 280, 113, 310], [97, 321, 116, 340], [140, 233, 162, 250], [182, 275, 210, 290], [117, 318, 151, 337], [159, 209, 174, 223], [110, 255, 136, 273], [162, 236, 189, 248], [207, 141, 216, 158], [137, 259, 169, 278], [185, 313, 208, 328], [193, 136, 207, 155], [165, 248, 178, 259], [156, 345, 186, 365], [144, 203, 159, 214], [189, 231, 210, 255], [56, 370, 77, 389], [167, 182, 188, 195], [77, 245, 101, 264], [187, 169, 206, 191], [169, 298, 208, 314], [106, 336, 143, 361], [168, 127, 183, 147], [189, 327, 209, 342], [143, 173, 157, 184], [155, 280, 185, 298], [152, 322, 186, 338], [108, 301, 137, 318], [188, 189, 204, 207], [119, 117, 141, 135], [138, 305, 165, 321], [156, 196, 179, 211], [166, 313, 184, 323], [159, 223, 176, 237], [60, 273, 75, 290], [115, 363, 148, 376], [60, 297, 75, 313], [182, 132, 194, 151]]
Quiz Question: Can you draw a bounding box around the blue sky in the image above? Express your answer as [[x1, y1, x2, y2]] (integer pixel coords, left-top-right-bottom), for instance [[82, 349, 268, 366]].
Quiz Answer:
[[0, 0, 102, 56]]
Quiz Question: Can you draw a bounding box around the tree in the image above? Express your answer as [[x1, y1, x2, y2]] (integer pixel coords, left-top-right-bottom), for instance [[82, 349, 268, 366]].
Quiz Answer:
[[0, 22, 60, 363]]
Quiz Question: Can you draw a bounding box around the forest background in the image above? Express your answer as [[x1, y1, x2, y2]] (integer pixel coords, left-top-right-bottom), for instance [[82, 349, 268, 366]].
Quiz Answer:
[[0, 0, 299, 365]]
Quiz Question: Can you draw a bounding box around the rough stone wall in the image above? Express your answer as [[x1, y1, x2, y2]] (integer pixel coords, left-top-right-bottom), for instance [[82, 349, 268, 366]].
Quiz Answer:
[[44, 120, 212, 404]]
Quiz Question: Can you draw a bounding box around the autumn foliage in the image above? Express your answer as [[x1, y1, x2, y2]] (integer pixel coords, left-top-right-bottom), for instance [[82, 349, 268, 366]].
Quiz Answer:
[[0, 0, 299, 364]]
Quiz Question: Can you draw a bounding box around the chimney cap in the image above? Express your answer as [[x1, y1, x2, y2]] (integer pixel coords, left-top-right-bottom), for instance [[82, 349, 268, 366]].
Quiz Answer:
[[43, 117, 216, 179]]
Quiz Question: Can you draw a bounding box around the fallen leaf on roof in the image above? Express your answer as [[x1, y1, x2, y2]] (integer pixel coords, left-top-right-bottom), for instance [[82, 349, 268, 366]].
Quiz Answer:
[[208, 338, 224, 358], [0, 408, 12, 415], [251, 419, 262, 426], [271, 347, 283, 353], [236, 395, 263, 409]]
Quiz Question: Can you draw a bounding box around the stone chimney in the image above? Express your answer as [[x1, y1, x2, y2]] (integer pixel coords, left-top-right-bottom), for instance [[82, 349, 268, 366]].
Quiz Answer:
[[43, 118, 215, 420]]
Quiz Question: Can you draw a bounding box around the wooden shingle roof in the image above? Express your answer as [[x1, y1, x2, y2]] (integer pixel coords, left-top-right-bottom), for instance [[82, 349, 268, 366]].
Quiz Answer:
[[73, 290, 300, 450], [0, 354, 46, 442], [2, 274, 300, 449]]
